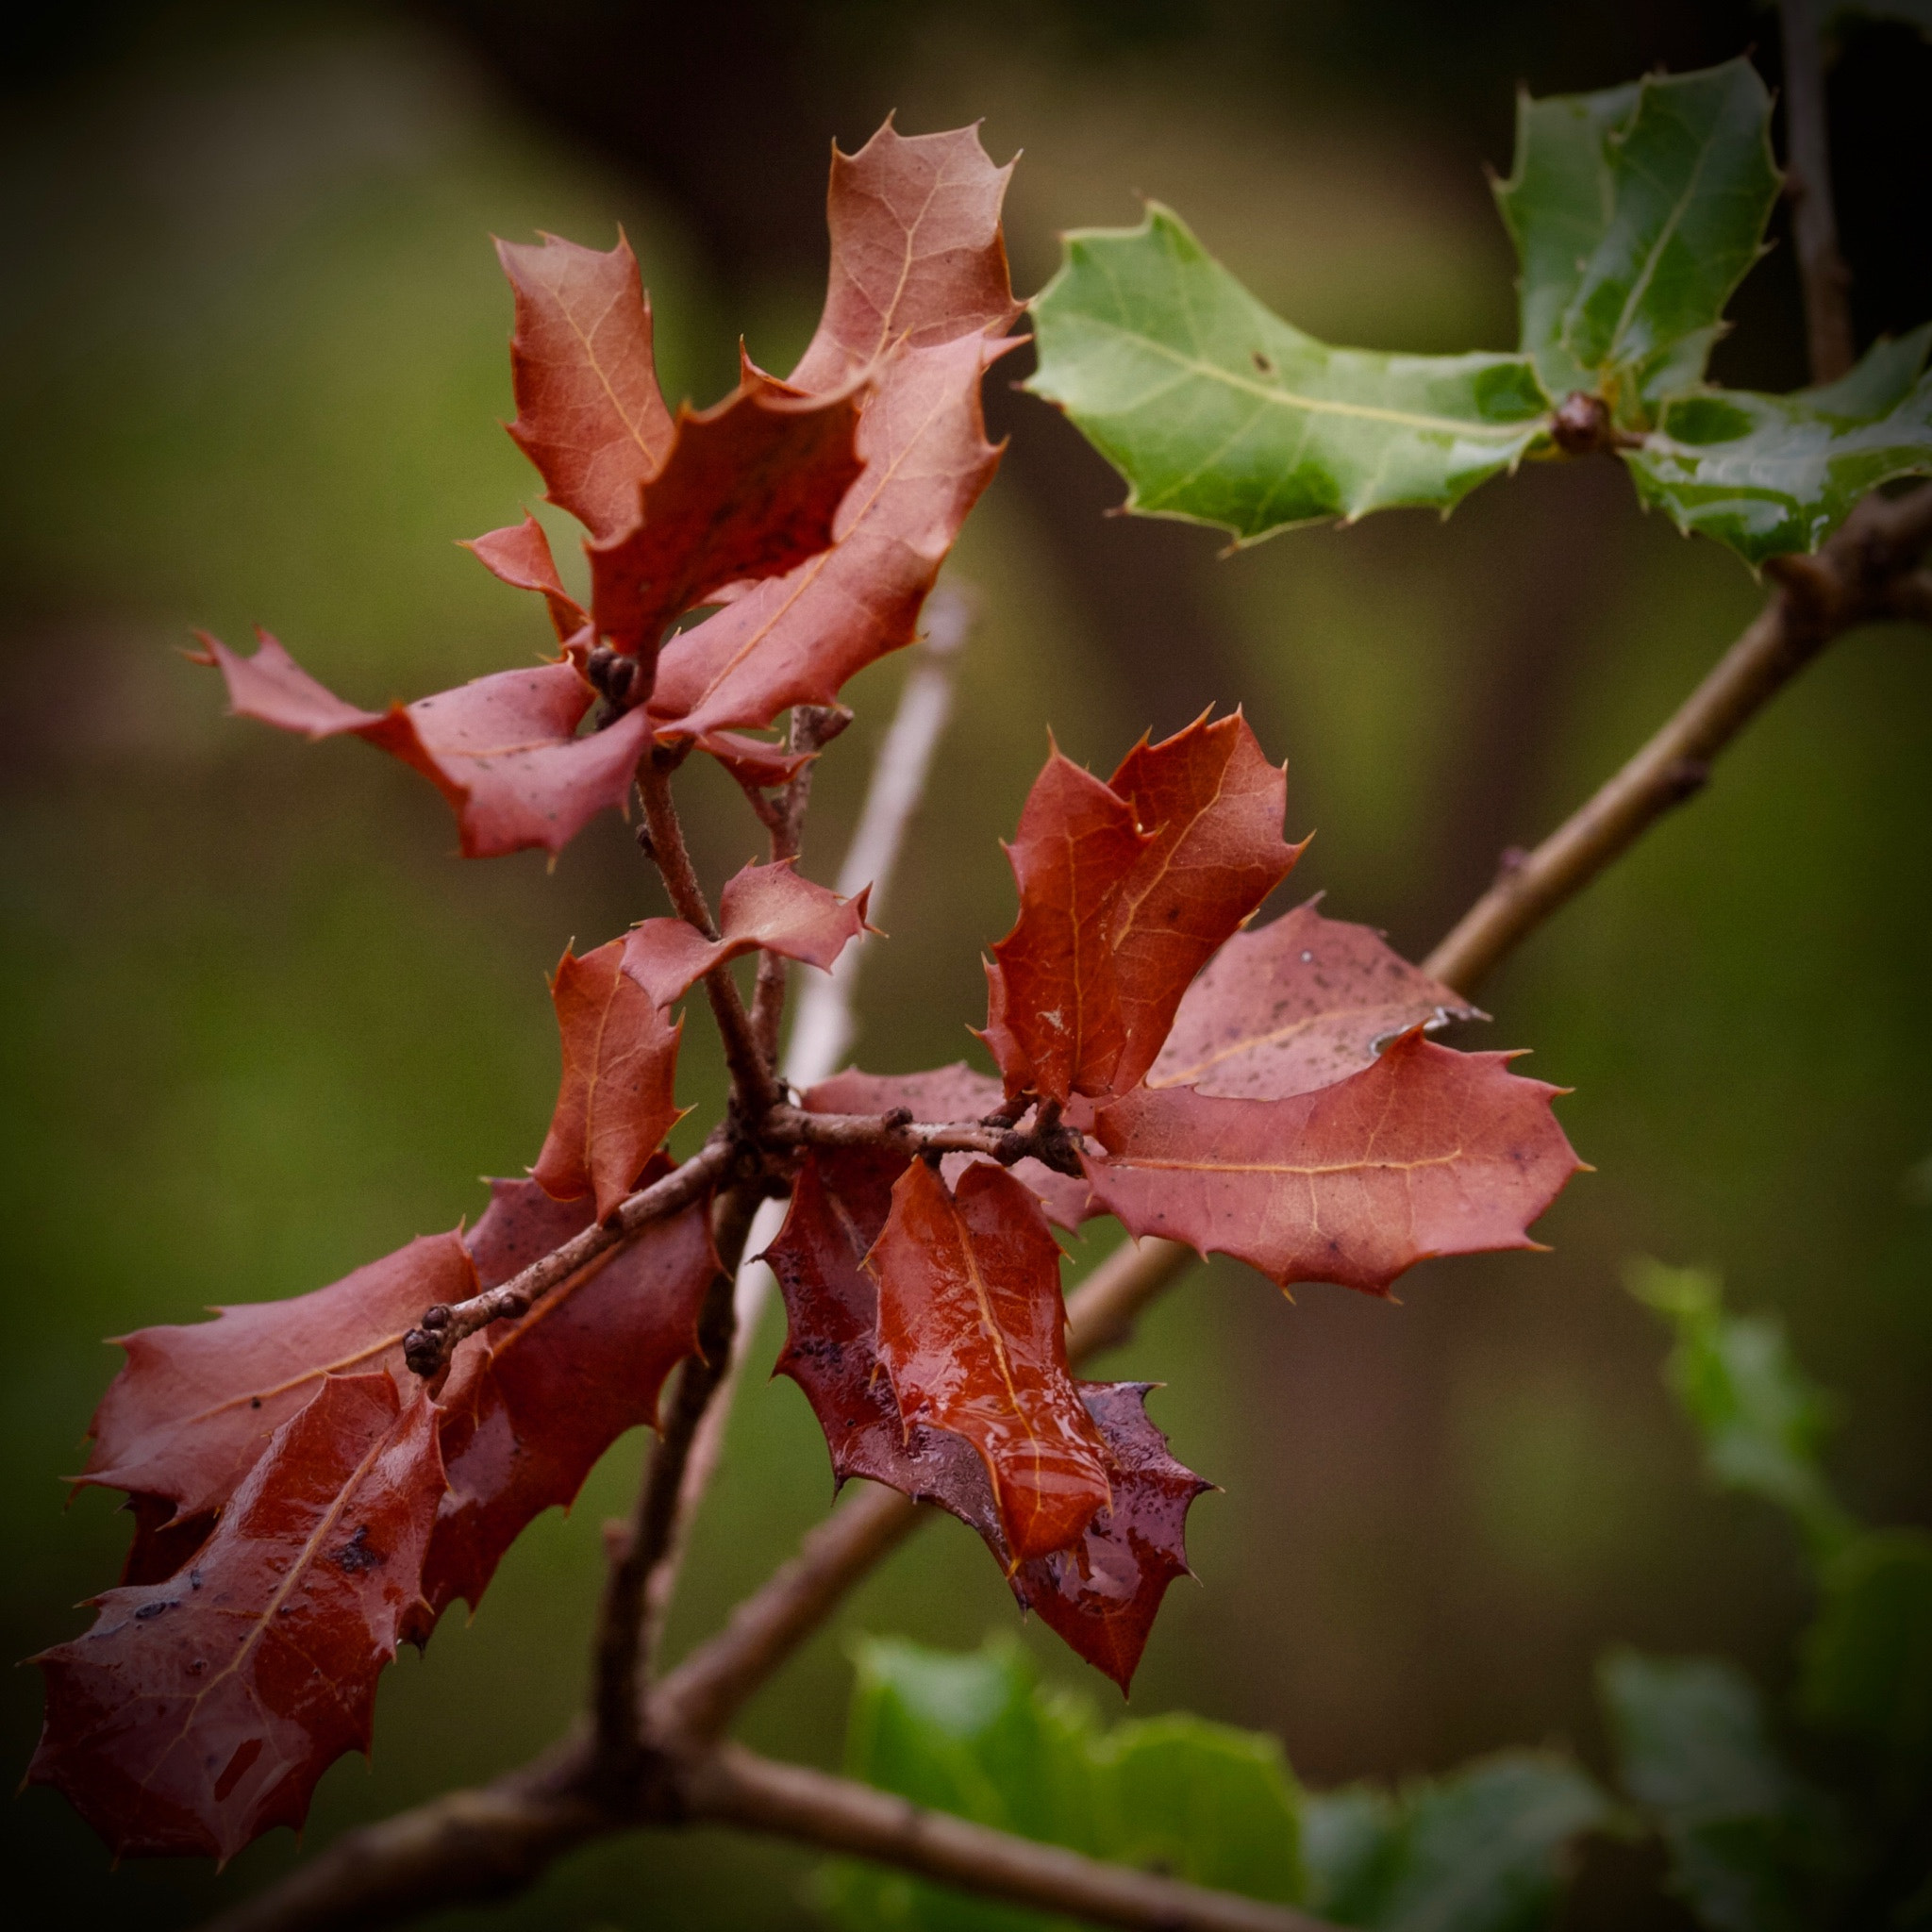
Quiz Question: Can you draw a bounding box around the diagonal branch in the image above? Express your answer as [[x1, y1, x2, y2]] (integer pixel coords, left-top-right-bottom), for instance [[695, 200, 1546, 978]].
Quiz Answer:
[[1777, 0, 1856, 383], [687, 1744, 1332, 1932]]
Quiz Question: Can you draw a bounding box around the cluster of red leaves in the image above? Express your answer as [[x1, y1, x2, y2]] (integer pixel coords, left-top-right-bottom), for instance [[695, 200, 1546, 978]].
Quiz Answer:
[[31, 116, 1585, 1869], [764, 710, 1581, 1692], [192, 119, 1018, 857]]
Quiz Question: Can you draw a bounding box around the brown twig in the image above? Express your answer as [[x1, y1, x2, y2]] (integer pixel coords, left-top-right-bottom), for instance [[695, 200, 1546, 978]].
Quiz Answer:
[[761, 1103, 1088, 1175], [1777, 0, 1856, 384], [591, 1183, 762, 1774], [402, 1140, 733, 1377], [687, 1744, 1332, 1932], [636, 751, 778, 1115], [1422, 486, 1932, 994]]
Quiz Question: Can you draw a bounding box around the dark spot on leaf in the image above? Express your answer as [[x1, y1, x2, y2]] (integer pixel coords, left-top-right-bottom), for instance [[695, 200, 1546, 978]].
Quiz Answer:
[[333, 1524, 385, 1574], [133, 1600, 173, 1621], [1251, 352, 1274, 375]]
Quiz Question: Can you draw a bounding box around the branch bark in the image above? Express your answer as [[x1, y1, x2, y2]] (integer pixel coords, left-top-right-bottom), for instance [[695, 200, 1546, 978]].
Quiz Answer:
[[637, 751, 777, 1115], [1778, 0, 1856, 383], [688, 1744, 1332, 1932], [402, 1139, 733, 1377]]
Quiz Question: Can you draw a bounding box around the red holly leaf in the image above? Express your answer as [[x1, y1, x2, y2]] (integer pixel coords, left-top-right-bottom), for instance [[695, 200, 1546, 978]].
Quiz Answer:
[[1104, 711, 1304, 1091], [117, 1494, 215, 1590], [695, 729, 818, 792], [1147, 898, 1482, 1100], [984, 718, 1301, 1103], [647, 122, 1021, 741], [30, 1373, 445, 1861], [765, 1154, 1005, 1549], [869, 1158, 1111, 1562], [985, 751, 1152, 1103], [1011, 1383, 1211, 1694], [79, 1230, 475, 1524], [621, 861, 871, 1010], [531, 938, 685, 1220], [462, 514, 588, 643], [498, 231, 675, 543], [1085, 1029, 1582, 1295], [804, 1064, 1095, 1229], [587, 375, 867, 668], [766, 1160, 1201, 1689], [193, 632, 654, 858], [419, 1174, 718, 1623], [791, 120, 1019, 391]]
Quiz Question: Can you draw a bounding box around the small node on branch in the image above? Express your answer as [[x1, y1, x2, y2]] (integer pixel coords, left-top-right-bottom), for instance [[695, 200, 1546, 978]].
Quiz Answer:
[[1551, 391, 1613, 457], [882, 1106, 915, 1131], [421, 1304, 451, 1331], [1660, 758, 1711, 805], [402, 1327, 443, 1378]]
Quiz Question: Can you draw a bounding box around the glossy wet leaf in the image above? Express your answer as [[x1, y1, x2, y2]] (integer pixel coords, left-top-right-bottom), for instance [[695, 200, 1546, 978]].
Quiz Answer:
[[532, 938, 685, 1221], [31, 1374, 445, 1861], [868, 1159, 1110, 1563], [1025, 202, 1549, 544], [1088, 1031, 1581, 1295], [1623, 326, 1932, 562]]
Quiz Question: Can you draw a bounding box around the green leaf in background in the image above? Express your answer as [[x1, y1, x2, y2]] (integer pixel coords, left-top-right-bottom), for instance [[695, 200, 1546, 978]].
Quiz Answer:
[[1599, 1652, 1839, 1932], [1498, 60, 1779, 422], [1798, 1528, 1932, 1783], [1303, 1757, 1612, 1932], [822, 1636, 1303, 1931], [1625, 1259, 1855, 1556], [826, 1638, 1606, 1932], [1622, 326, 1932, 563], [1025, 204, 1550, 545]]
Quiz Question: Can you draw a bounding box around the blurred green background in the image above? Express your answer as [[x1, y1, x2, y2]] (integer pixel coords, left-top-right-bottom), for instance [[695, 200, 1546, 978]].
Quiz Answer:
[[4, 2, 1929, 1924]]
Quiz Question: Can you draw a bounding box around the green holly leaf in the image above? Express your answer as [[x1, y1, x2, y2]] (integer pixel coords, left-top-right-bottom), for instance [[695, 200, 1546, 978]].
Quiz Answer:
[[825, 1637, 1605, 1931], [1626, 1259, 1855, 1556], [1304, 1757, 1612, 1932], [1025, 203, 1550, 545], [821, 1636, 1305, 1930], [1497, 60, 1780, 422], [1622, 326, 1932, 562], [1798, 1529, 1932, 1785], [1600, 1652, 1840, 1932]]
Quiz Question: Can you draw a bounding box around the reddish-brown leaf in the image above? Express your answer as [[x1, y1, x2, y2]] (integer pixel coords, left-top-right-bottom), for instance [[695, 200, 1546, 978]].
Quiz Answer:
[[498, 231, 675, 542], [194, 631, 654, 858], [1086, 1029, 1582, 1295], [646, 122, 1021, 741], [31, 1373, 445, 1861], [621, 861, 870, 1010], [1011, 1383, 1211, 1694], [588, 375, 867, 667], [869, 1158, 1111, 1562], [1147, 898, 1482, 1101], [804, 1064, 1094, 1229], [462, 514, 588, 643], [791, 120, 1020, 391], [985, 752, 1152, 1104], [117, 1494, 215, 1590], [695, 729, 818, 792], [80, 1231, 475, 1524], [531, 938, 684, 1221], [1104, 711, 1304, 1091], [765, 1154, 1004, 1548], [419, 1173, 718, 1623]]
